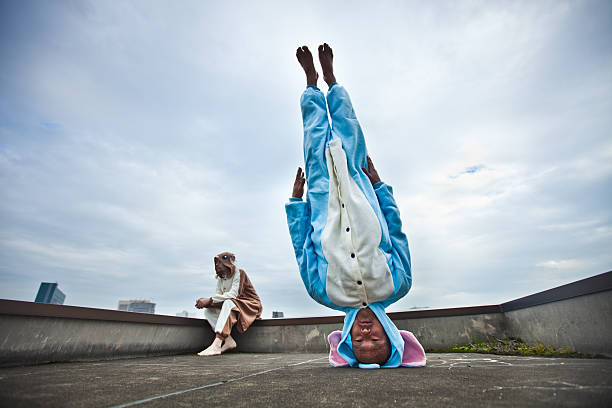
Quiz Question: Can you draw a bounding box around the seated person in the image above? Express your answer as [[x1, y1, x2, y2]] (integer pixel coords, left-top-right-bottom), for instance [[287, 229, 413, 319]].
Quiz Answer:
[[195, 252, 262, 356], [286, 43, 426, 368]]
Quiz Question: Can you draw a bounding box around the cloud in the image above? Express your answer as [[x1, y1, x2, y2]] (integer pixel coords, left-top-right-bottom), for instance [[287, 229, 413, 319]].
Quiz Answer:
[[449, 164, 486, 179], [1, 0, 611, 316], [536, 259, 586, 270]]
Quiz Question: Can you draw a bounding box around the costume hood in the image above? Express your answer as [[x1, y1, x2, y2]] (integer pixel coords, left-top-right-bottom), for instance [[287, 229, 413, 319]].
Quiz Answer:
[[329, 303, 426, 369]]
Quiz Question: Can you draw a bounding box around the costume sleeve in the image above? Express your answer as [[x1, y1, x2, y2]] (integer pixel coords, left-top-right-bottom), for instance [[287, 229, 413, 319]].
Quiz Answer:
[[286, 198, 341, 311], [285, 198, 310, 264], [374, 182, 412, 298], [211, 269, 241, 303]]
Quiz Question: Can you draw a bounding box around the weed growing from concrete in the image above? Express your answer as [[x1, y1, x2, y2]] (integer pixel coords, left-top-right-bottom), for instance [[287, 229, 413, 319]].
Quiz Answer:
[[429, 337, 593, 358]]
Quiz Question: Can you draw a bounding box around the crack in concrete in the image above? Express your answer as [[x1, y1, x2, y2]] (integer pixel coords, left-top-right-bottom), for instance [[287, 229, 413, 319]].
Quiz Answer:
[[106, 357, 327, 408], [482, 382, 612, 393]]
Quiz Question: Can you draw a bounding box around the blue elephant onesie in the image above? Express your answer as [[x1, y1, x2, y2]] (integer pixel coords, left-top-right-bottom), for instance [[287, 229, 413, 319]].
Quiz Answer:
[[286, 83, 424, 368]]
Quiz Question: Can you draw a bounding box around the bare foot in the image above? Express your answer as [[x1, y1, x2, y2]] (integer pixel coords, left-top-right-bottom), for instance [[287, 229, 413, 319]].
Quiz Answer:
[[197, 338, 223, 356], [220, 336, 237, 353], [296, 46, 318, 87], [318, 43, 336, 87]]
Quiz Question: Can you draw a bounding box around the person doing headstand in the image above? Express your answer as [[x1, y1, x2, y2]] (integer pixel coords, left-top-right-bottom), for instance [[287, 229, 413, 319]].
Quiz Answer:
[[286, 43, 426, 368]]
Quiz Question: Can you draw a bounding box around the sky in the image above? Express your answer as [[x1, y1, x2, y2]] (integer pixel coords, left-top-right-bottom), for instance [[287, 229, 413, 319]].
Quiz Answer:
[[1, 0, 611, 318]]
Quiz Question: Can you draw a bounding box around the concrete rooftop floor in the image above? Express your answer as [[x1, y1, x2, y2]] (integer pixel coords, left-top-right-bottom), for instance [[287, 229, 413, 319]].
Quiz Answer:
[[0, 353, 611, 407]]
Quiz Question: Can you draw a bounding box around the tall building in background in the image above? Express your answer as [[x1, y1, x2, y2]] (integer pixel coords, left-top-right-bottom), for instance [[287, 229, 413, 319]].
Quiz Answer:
[[272, 311, 284, 318], [34, 282, 65, 305], [117, 300, 155, 314]]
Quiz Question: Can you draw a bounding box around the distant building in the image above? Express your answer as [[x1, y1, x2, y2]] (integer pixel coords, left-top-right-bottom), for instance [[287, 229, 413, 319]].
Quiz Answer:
[[117, 300, 130, 311], [35, 282, 65, 305], [272, 311, 284, 318], [176, 310, 190, 317], [117, 300, 155, 314]]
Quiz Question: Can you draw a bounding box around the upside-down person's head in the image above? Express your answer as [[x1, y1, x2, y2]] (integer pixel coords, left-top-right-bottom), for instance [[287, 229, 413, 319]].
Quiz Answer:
[[329, 304, 415, 368], [214, 251, 236, 279], [351, 307, 391, 365]]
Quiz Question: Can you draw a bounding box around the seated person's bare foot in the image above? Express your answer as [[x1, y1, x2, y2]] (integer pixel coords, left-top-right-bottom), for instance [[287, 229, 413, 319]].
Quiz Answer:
[[318, 43, 336, 87], [296, 46, 319, 87], [351, 307, 391, 365], [220, 336, 237, 353], [197, 338, 223, 356]]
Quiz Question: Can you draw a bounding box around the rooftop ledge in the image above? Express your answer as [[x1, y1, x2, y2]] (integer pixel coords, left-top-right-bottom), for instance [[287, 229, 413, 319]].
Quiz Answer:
[[0, 271, 610, 367]]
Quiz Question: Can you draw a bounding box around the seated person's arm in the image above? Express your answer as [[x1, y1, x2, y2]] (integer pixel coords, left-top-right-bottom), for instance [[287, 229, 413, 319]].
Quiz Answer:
[[195, 297, 213, 308], [211, 269, 241, 303], [195, 268, 239, 309]]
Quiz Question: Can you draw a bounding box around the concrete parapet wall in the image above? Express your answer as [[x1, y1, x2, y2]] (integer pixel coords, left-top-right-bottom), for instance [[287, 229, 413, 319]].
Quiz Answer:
[[1, 271, 610, 366], [236, 312, 507, 353], [504, 290, 612, 356], [0, 300, 216, 367], [0, 314, 214, 367], [395, 313, 506, 350], [237, 322, 342, 353]]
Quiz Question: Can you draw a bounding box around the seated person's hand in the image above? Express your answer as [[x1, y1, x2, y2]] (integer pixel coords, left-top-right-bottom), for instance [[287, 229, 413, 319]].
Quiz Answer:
[[195, 297, 213, 309], [362, 156, 381, 186], [292, 167, 306, 198]]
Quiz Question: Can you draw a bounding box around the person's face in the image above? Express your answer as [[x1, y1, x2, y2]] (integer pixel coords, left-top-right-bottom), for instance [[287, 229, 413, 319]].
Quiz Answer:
[[350, 307, 390, 365], [214, 252, 235, 277]]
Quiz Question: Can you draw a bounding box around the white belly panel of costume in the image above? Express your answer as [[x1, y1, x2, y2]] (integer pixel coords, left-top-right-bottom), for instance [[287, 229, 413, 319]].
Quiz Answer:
[[321, 138, 394, 308]]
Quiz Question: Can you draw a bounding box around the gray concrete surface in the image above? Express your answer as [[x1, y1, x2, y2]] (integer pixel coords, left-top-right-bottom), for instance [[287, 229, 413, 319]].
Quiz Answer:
[[0, 353, 610, 407], [505, 290, 612, 357]]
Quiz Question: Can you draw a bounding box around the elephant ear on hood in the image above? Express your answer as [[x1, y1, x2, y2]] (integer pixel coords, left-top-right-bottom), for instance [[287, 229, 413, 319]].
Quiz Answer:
[[399, 330, 426, 367], [327, 331, 349, 367]]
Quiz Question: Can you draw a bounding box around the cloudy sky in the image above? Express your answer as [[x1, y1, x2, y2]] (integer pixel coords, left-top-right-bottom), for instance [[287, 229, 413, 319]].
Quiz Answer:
[[1, 0, 611, 318]]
